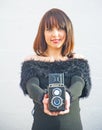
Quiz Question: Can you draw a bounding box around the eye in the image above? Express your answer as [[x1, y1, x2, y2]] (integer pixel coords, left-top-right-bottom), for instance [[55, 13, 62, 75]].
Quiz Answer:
[[45, 28, 52, 31], [58, 27, 65, 31]]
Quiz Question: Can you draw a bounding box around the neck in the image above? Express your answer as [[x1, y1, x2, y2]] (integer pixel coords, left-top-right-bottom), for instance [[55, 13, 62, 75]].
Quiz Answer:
[[45, 48, 62, 59]]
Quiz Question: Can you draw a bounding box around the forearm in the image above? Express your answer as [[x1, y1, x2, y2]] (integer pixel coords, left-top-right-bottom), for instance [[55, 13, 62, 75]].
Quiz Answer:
[[66, 76, 85, 102], [26, 77, 45, 104]]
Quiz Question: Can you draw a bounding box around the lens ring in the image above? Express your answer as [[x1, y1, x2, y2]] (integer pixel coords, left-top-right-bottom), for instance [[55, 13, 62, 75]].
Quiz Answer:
[[51, 96, 63, 108], [52, 88, 62, 96]]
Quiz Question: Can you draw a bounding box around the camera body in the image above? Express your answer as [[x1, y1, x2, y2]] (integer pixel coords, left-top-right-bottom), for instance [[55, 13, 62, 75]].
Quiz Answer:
[[48, 73, 65, 111]]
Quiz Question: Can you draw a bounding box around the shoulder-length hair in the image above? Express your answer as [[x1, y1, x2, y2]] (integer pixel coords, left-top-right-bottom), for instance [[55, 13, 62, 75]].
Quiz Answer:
[[33, 8, 74, 56]]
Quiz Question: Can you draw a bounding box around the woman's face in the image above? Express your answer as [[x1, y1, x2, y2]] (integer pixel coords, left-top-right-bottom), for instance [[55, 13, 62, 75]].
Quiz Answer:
[[44, 26, 66, 50]]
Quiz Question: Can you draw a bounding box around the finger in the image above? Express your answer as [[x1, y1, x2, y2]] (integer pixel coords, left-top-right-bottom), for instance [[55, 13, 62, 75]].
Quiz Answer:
[[42, 94, 49, 104], [43, 103, 59, 116], [65, 99, 70, 110], [58, 108, 70, 115], [44, 109, 59, 116], [43, 94, 59, 116]]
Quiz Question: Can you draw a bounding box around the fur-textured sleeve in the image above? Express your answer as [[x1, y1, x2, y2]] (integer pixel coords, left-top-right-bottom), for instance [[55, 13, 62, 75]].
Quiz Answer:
[[67, 59, 92, 98], [20, 59, 92, 98], [20, 61, 39, 95], [79, 59, 91, 97]]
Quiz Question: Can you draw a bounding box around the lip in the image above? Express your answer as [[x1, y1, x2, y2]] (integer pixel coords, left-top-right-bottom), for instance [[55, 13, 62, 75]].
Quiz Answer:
[[51, 39, 60, 43]]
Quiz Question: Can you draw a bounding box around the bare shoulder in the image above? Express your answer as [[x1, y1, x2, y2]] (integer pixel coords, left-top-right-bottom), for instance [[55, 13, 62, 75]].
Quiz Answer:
[[24, 54, 47, 62], [73, 53, 85, 59], [24, 54, 39, 61]]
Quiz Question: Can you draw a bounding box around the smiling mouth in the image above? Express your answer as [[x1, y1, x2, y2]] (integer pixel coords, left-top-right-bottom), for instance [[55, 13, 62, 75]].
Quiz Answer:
[[51, 39, 60, 43]]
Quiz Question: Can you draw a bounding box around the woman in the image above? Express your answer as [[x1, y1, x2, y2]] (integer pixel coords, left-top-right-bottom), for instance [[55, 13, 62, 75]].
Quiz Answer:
[[20, 8, 91, 130]]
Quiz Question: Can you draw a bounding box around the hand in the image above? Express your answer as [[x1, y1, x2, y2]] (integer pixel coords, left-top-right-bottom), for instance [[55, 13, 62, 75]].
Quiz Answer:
[[42, 94, 59, 116], [58, 91, 70, 115], [42, 92, 70, 116]]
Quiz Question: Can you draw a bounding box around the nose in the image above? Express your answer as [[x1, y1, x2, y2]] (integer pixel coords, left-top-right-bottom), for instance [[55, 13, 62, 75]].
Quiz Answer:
[[52, 29, 59, 37]]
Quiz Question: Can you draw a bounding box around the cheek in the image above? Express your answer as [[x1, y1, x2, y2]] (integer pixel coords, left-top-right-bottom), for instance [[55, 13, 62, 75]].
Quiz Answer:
[[62, 32, 66, 40], [44, 32, 50, 41], [60, 30, 66, 37]]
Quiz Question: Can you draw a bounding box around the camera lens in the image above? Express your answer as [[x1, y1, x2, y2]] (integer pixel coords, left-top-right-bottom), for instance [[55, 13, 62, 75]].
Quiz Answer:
[[52, 88, 62, 96], [53, 97, 61, 106], [51, 96, 63, 108]]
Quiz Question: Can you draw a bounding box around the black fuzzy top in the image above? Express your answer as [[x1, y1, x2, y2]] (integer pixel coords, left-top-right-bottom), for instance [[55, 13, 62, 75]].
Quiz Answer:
[[20, 58, 91, 98]]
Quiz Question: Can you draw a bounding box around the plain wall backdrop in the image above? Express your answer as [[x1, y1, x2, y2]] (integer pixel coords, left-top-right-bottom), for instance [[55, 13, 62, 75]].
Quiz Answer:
[[0, 0, 102, 130]]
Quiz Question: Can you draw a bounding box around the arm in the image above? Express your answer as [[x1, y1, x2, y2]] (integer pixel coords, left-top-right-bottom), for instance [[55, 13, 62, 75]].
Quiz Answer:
[[26, 77, 45, 105], [67, 75, 85, 102], [26, 77, 70, 116], [42, 76, 84, 116]]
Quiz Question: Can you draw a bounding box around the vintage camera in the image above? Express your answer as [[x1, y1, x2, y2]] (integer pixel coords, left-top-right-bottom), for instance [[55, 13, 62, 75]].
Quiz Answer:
[[48, 73, 65, 111]]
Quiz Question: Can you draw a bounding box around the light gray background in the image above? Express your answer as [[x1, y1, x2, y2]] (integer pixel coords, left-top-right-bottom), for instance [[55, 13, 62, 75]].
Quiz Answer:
[[0, 0, 102, 130]]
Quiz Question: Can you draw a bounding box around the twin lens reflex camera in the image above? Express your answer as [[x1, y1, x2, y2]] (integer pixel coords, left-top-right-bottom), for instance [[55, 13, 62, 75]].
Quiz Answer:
[[48, 73, 65, 111]]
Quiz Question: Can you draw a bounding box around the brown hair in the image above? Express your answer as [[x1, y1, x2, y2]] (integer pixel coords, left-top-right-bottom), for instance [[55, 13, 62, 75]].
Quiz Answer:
[[33, 8, 74, 56]]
